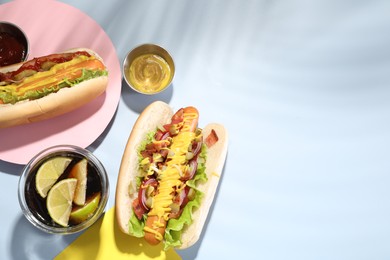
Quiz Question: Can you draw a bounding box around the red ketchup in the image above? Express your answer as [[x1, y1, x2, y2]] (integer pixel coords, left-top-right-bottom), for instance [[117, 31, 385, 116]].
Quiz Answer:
[[0, 32, 26, 67]]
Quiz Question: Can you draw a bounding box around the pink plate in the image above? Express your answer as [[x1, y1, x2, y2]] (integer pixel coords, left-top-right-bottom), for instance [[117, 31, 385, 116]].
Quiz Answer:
[[0, 0, 122, 165]]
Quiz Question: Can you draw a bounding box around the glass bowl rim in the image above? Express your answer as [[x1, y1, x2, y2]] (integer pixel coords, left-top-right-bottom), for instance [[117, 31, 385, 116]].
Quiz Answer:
[[18, 144, 109, 234]]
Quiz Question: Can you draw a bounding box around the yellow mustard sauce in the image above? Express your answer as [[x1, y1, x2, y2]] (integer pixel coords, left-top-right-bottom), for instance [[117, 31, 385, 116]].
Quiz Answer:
[[143, 113, 199, 241], [128, 54, 171, 93], [1, 55, 92, 96], [148, 131, 195, 220]]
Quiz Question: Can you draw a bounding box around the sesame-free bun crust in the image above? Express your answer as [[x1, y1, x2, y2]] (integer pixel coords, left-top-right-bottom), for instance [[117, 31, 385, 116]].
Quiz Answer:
[[115, 101, 228, 249], [0, 48, 108, 128], [115, 101, 173, 236]]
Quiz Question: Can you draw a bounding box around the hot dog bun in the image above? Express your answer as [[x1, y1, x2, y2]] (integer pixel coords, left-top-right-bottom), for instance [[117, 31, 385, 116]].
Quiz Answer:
[[0, 48, 108, 128], [179, 123, 228, 249], [116, 101, 173, 235], [115, 101, 228, 249]]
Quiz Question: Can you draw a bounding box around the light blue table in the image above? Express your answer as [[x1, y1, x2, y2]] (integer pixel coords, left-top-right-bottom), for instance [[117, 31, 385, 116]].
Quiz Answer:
[[1, 0, 390, 259]]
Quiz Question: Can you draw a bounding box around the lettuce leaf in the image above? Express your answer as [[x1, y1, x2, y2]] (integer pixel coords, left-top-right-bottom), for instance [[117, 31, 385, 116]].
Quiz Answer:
[[0, 68, 108, 104], [163, 144, 208, 250], [164, 190, 203, 250], [129, 212, 146, 238]]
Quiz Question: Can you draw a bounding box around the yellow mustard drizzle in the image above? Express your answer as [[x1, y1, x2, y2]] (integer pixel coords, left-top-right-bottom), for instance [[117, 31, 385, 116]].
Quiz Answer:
[[143, 226, 164, 241], [212, 172, 220, 178], [181, 112, 198, 132], [144, 112, 198, 241], [0, 56, 93, 96]]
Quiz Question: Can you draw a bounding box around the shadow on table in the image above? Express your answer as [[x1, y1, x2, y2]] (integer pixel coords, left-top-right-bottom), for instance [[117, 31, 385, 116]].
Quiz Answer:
[[0, 161, 24, 176], [0, 98, 117, 176], [9, 214, 81, 260], [88, 107, 117, 151], [120, 78, 173, 113]]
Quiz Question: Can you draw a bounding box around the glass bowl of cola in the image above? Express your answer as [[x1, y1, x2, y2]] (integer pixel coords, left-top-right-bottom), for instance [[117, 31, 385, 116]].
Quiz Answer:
[[18, 145, 109, 234]]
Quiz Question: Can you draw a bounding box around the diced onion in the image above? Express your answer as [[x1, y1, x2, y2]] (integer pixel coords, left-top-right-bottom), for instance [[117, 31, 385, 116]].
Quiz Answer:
[[157, 124, 166, 132], [139, 178, 158, 211], [150, 165, 161, 174], [172, 164, 183, 177], [168, 150, 175, 157], [170, 203, 180, 213], [128, 181, 136, 195], [192, 141, 202, 156], [197, 156, 205, 164], [186, 152, 194, 160]]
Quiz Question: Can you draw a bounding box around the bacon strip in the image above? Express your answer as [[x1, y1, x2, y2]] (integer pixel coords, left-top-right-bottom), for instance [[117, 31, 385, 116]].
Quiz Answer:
[[205, 129, 219, 148]]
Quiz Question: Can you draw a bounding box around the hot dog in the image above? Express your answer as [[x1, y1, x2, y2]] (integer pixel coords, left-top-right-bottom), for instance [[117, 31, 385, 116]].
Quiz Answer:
[[115, 101, 228, 250], [0, 48, 108, 128]]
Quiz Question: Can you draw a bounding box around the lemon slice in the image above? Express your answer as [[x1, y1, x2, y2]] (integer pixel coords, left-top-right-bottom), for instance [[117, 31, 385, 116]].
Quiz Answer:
[[70, 192, 101, 224], [68, 159, 88, 206], [47, 178, 77, 227], [35, 156, 72, 198]]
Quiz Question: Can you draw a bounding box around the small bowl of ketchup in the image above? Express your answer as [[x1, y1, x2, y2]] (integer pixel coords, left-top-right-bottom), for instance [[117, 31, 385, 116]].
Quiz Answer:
[[0, 21, 29, 67]]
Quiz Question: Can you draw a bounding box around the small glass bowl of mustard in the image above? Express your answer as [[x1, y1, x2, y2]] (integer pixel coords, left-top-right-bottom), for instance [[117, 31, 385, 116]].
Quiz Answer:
[[123, 43, 175, 95]]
